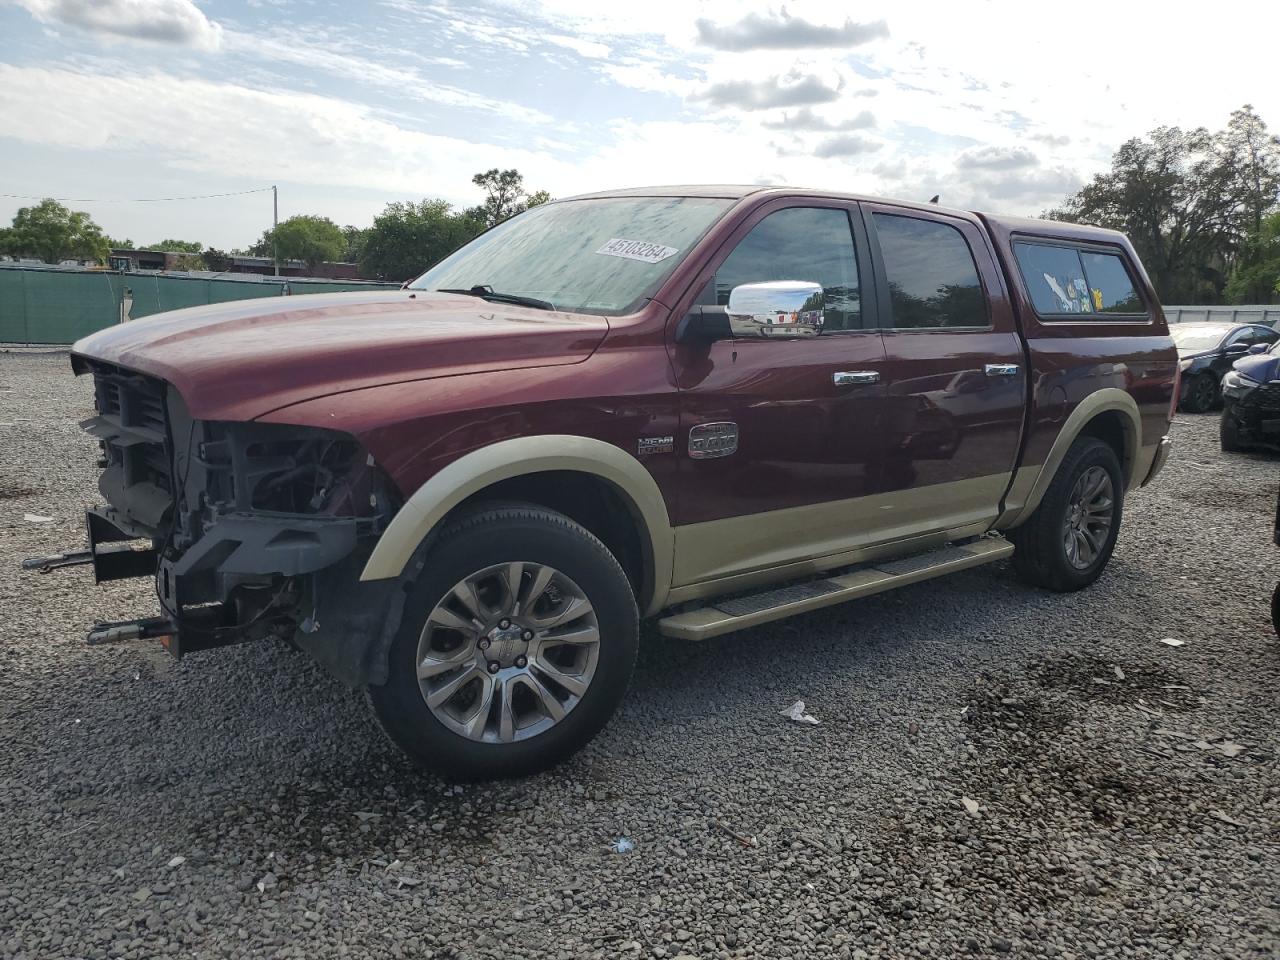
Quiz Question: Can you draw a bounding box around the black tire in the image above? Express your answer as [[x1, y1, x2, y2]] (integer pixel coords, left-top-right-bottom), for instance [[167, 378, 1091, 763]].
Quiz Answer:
[[1272, 582, 1279, 640], [368, 503, 638, 781], [1010, 436, 1124, 592], [1181, 373, 1218, 414], [1220, 402, 1245, 452]]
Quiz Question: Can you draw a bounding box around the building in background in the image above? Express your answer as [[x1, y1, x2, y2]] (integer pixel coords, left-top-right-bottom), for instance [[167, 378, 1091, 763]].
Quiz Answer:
[[224, 256, 360, 280]]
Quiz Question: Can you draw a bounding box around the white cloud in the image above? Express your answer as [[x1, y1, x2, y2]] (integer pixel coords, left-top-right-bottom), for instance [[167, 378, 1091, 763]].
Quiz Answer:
[[813, 134, 882, 158], [222, 31, 551, 124], [696, 13, 888, 51], [0, 64, 558, 197], [544, 34, 610, 59], [699, 74, 843, 111], [955, 146, 1040, 171], [764, 108, 876, 132], [11, 0, 222, 50]]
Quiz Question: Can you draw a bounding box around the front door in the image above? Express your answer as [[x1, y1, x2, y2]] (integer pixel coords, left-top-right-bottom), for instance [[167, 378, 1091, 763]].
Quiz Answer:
[[667, 200, 892, 587]]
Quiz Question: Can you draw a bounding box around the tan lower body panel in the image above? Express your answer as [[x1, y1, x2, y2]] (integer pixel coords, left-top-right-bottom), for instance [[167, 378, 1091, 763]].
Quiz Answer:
[[671, 473, 1011, 588], [658, 535, 1014, 640]]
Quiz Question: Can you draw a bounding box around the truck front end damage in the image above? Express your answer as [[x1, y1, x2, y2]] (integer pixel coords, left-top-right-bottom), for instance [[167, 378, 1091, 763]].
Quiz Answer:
[[28, 357, 404, 682]]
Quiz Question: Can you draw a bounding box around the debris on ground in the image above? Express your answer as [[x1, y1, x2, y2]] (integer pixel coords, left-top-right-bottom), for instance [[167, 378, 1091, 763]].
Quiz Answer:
[[961, 797, 981, 818], [1210, 809, 1252, 828], [1159, 637, 1185, 647], [611, 838, 635, 854], [22, 513, 53, 523], [712, 820, 758, 848], [780, 700, 820, 725]]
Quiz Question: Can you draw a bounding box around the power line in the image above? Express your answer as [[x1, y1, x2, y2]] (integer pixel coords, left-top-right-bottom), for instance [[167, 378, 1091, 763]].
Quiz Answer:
[[0, 187, 275, 203]]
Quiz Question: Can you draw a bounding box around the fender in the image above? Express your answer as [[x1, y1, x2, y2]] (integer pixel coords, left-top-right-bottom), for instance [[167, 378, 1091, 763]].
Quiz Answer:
[[999, 388, 1143, 529], [360, 435, 675, 616]]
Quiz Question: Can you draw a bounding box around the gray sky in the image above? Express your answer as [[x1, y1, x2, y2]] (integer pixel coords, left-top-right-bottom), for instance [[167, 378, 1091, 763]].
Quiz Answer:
[[2, 0, 1277, 249]]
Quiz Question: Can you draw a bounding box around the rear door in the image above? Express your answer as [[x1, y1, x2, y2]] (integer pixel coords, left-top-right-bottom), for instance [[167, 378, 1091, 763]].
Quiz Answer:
[[861, 203, 1026, 534]]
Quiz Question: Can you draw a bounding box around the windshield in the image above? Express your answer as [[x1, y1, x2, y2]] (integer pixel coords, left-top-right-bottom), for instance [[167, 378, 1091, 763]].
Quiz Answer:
[[1170, 325, 1229, 353], [409, 196, 732, 315]]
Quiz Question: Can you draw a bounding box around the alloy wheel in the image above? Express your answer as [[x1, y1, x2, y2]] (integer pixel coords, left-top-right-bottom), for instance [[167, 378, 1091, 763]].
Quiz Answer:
[[1191, 375, 1216, 411], [1062, 466, 1115, 570], [416, 562, 601, 743]]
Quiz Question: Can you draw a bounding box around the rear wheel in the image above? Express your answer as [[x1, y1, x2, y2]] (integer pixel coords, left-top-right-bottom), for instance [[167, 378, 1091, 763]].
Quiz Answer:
[[368, 503, 638, 780], [1010, 437, 1124, 592], [1182, 373, 1218, 413]]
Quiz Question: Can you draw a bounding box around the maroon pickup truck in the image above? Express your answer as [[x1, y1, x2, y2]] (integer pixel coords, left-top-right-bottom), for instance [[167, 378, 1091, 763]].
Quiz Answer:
[[40, 185, 1178, 779]]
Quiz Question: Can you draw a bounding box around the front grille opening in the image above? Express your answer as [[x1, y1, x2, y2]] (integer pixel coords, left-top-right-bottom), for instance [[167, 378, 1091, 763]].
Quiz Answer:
[[248, 439, 361, 514], [84, 360, 174, 535]]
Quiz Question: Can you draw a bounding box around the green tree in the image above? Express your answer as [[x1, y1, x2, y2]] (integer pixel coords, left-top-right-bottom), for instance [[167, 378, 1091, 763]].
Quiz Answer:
[[203, 247, 233, 272], [0, 199, 110, 264], [341, 224, 369, 264], [261, 215, 346, 273], [470, 168, 525, 227], [1225, 211, 1280, 303], [1217, 105, 1280, 238], [1047, 106, 1280, 304], [359, 199, 483, 281], [1046, 126, 1239, 302], [468, 169, 551, 227], [110, 237, 135, 250], [171, 253, 209, 271], [148, 238, 203, 253]]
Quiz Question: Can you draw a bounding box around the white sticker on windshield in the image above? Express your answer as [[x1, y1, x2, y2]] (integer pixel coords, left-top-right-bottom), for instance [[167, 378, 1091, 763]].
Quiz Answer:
[[595, 238, 679, 264]]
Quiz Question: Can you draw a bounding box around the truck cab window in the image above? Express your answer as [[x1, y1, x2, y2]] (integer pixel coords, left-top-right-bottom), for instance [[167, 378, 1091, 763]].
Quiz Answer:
[[715, 207, 862, 331], [1079, 251, 1144, 314], [873, 214, 987, 328], [1013, 242, 1094, 316]]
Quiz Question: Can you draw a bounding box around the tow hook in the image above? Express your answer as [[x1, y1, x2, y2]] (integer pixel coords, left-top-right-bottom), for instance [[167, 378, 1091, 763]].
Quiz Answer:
[[85, 616, 176, 647], [21, 550, 94, 574]]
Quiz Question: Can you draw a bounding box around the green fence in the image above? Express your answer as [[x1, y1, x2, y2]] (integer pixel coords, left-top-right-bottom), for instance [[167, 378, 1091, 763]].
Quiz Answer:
[[0, 267, 401, 344]]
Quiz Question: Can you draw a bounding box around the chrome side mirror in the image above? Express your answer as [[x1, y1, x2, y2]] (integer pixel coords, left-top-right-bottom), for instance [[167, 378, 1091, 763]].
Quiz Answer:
[[727, 281, 825, 339]]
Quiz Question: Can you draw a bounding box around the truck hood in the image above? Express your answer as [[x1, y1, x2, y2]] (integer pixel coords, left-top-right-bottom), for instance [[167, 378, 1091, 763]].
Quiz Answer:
[[1233, 350, 1280, 383], [71, 291, 610, 421]]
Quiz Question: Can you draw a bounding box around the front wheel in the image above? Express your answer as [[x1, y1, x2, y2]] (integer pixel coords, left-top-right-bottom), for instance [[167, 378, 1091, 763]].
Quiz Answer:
[[368, 503, 638, 780], [1010, 436, 1124, 592]]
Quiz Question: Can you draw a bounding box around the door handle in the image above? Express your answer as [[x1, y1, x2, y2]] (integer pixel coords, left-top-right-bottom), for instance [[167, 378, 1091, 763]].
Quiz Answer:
[[833, 371, 880, 386], [984, 364, 1020, 377]]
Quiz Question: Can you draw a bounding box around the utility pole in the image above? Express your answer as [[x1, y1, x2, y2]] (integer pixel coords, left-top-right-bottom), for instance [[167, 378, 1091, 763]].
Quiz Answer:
[[272, 185, 279, 277]]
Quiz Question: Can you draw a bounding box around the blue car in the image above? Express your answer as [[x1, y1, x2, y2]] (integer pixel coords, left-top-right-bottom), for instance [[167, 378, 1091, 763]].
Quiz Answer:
[[1220, 338, 1280, 452]]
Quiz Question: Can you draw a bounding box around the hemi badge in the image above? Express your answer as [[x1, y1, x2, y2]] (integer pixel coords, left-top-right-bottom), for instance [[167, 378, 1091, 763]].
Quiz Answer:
[[638, 436, 674, 456], [688, 422, 739, 459]]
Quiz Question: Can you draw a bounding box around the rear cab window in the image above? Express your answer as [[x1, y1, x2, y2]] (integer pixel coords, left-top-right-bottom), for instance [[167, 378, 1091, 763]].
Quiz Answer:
[[873, 213, 988, 329], [1012, 240, 1148, 320]]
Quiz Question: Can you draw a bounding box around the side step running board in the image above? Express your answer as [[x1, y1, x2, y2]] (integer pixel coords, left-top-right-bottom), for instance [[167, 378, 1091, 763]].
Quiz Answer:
[[657, 536, 1014, 641]]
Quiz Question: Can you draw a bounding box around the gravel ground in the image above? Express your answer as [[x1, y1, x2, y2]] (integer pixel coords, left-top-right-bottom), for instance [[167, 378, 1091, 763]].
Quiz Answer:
[[1, 347, 1278, 960]]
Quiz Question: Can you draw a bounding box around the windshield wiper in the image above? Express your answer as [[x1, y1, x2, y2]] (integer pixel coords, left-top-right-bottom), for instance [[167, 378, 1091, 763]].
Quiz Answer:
[[437, 285, 554, 311]]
